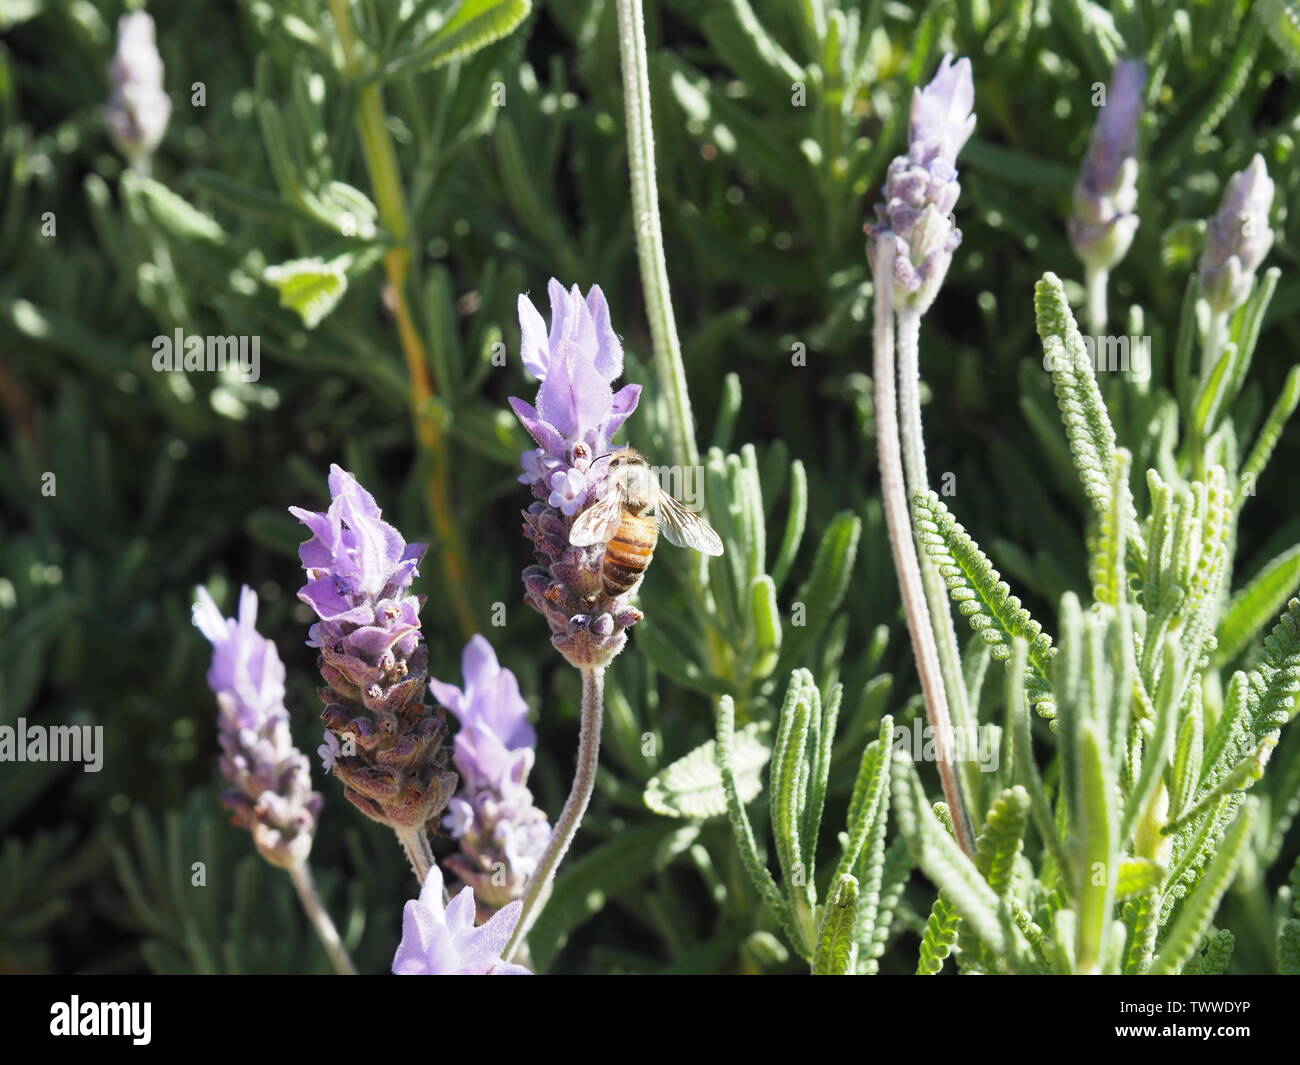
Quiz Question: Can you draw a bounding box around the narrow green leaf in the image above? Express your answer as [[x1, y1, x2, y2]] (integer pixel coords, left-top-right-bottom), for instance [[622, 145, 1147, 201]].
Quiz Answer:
[[377, 0, 532, 80], [715, 696, 802, 950], [1149, 800, 1256, 975], [811, 874, 858, 975], [1217, 546, 1300, 664]]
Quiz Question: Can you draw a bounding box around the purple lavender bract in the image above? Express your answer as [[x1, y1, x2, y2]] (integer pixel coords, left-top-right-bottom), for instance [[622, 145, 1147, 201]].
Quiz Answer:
[[290, 465, 456, 831], [1199, 154, 1274, 315], [510, 280, 644, 669], [106, 12, 172, 166], [193, 586, 321, 869], [869, 54, 975, 315], [392, 863, 532, 975], [430, 636, 550, 909], [1069, 60, 1146, 275]]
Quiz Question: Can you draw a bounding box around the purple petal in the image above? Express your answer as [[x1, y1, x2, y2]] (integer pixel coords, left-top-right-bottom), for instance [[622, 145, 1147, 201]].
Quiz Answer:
[[518, 293, 550, 379], [585, 284, 624, 381], [604, 383, 642, 440], [508, 396, 566, 456]]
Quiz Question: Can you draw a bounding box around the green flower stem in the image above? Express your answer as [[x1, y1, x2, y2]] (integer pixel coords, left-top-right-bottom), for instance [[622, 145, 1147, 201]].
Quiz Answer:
[[1085, 264, 1109, 339], [288, 860, 357, 975], [615, 0, 698, 473], [896, 308, 980, 817], [505, 664, 607, 962], [872, 251, 975, 857], [328, 0, 476, 639], [1201, 306, 1228, 382]]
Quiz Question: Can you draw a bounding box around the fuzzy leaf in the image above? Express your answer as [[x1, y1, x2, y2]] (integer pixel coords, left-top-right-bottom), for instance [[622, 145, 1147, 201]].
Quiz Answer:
[[913, 490, 1056, 715], [381, 0, 532, 78], [811, 873, 858, 975], [715, 696, 802, 951], [973, 786, 1030, 897], [263, 258, 348, 329], [916, 891, 961, 975], [130, 176, 225, 244], [1116, 858, 1164, 898], [891, 754, 1020, 963], [1149, 800, 1256, 975], [643, 723, 770, 819], [1217, 546, 1300, 664]]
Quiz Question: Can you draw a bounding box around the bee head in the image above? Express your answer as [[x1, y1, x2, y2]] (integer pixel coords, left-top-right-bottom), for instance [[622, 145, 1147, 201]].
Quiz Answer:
[[607, 447, 642, 471]]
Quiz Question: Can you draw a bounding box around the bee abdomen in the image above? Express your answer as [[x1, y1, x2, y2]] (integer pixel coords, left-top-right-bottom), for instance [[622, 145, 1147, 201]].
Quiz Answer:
[[602, 515, 658, 596]]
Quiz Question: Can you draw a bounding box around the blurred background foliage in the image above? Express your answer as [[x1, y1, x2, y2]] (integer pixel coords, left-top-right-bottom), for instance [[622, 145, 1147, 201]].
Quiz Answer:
[[1, 0, 1298, 973]]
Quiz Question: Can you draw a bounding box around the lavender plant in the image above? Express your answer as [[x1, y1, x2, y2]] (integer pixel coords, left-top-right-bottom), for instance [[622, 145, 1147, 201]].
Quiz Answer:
[[431, 636, 550, 910], [290, 465, 457, 883], [9, 0, 1300, 981], [193, 586, 354, 974]]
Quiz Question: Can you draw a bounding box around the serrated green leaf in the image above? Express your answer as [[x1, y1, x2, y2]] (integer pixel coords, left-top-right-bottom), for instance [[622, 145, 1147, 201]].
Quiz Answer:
[[1149, 800, 1256, 975], [129, 175, 225, 244], [643, 722, 770, 819], [263, 257, 349, 329], [914, 490, 1057, 715], [811, 873, 857, 975], [1116, 857, 1164, 898], [379, 0, 532, 79]]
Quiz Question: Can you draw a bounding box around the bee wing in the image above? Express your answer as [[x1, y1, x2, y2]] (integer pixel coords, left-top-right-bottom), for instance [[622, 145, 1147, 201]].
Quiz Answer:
[[656, 492, 725, 556], [568, 489, 625, 546]]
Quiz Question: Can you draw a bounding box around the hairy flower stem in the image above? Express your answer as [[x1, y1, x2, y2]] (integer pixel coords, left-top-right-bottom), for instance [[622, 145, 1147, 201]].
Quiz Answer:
[[896, 309, 980, 816], [328, 0, 475, 638], [1085, 265, 1109, 338], [395, 825, 433, 884], [873, 250, 976, 856], [505, 665, 606, 962], [288, 860, 357, 975], [615, 0, 730, 683], [615, 0, 697, 474]]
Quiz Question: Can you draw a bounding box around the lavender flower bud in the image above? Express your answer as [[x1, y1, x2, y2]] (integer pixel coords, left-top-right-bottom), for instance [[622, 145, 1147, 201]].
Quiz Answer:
[[1199, 153, 1275, 315], [509, 280, 643, 670], [193, 586, 322, 870], [1069, 60, 1146, 275], [392, 863, 532, 974], [869, 54, 975, 315], [105, 12, 172, 166], [289, 465, 457, 833], [430, 636, 551, 909]]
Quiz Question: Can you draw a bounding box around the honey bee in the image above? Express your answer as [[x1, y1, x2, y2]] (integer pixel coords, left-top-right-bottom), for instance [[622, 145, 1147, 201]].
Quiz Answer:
[[569, 447, 724, 596]]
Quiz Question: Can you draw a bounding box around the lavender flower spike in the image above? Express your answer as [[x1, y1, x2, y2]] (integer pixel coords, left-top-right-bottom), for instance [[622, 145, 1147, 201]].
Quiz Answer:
[[869, 54, 975, 315], [431, 636, 550, 909], [1199, 154, 1275, 315], [1069, 59, 1146, 276], [393, 863, 532, 975], [510, 280, 643, 670], [106, 12, 172, 167], [290, 465, 456, 843], [193, 586, 321, 869]]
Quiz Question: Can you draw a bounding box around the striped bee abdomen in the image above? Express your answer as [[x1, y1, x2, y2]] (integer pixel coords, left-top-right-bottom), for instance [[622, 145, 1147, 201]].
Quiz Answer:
[[602, 512, 658, 596]]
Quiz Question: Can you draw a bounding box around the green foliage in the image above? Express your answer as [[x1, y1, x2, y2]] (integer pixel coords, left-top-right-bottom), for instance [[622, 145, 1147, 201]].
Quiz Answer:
[[5, 0, 1300, 976], [913, 490, 1057, 717]]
